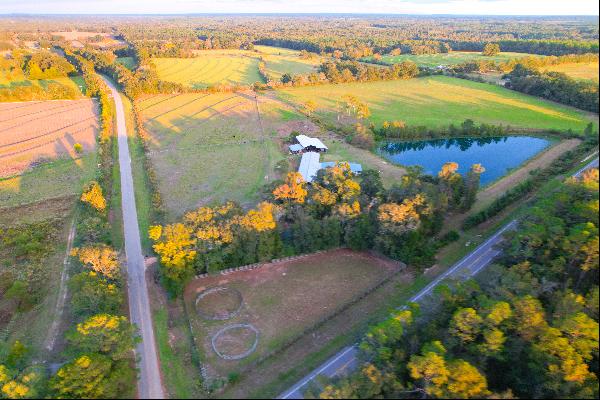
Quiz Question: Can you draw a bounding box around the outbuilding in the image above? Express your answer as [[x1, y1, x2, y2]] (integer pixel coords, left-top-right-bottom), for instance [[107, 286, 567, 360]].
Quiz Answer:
[[295, 135, 328, 153]]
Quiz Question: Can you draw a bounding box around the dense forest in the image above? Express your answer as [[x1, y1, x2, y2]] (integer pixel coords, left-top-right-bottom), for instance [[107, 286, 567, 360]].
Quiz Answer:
[[308, 168, 599, 399]]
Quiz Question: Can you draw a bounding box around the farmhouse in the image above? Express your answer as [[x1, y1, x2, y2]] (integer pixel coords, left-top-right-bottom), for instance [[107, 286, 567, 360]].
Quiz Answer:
[[289, 134, 328, 154]]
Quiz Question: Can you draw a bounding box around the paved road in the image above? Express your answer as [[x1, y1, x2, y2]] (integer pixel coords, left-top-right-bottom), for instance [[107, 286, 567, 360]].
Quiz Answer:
[[573, 156, 598, 178], [102, 77, 165, 399], [279, 220, 518, 399], [279, 155, 600, 399]]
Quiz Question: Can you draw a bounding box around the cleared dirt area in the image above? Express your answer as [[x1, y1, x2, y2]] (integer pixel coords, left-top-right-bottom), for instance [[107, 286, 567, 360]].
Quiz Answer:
[[0, 99, 98, 177], [183, 249, 402, 386]]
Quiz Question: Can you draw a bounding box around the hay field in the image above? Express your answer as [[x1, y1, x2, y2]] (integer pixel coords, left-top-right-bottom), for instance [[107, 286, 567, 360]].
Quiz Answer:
[[152, 55, 264, 88], [362, 51, 535, 67], [276, 75, 593, 131], [184, 249, 400, 383], [139, 92, 294, 218], [0, 99, 98, 178], [255, 45, 322, 80], [543, 62, 599, 81]]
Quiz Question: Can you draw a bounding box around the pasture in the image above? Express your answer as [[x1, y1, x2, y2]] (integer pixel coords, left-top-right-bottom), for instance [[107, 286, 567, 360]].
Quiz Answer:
[[183, 249, 401, 383], [362, 51, 535, 67], [139, 92, 297, 219], [255, 45, 322, 80], [543, 62, 599, 80], [276, 75, 593, 131], [152, 55, 263, 88]]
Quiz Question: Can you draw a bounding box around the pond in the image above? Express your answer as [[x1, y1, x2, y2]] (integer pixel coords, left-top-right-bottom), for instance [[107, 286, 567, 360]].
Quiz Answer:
[[377, 136, 552, 186]]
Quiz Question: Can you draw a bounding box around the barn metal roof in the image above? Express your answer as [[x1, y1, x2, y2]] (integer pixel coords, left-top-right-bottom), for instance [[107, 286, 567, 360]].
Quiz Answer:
[[298, 152, 322, 183], [320, 162, 363, 174], [296, 135, 328, 150], [289, 144, 304, 152]]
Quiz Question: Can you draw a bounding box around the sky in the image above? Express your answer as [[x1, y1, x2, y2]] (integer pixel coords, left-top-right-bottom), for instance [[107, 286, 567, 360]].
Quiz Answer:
[[0, 0, 598, 16]]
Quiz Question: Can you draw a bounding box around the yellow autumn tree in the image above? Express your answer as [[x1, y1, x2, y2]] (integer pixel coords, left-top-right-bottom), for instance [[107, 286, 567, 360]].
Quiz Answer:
[[273, 172, 307, 204], [445, 360, 491, 398], [378, 194, 428, 234], [72, 245, 120, 279], [151, 223, 197, 284], [236, 202, 278, 232], [335, 200, 361, 219], [312, 184, 337, 206], [80, 181, 106, 212]]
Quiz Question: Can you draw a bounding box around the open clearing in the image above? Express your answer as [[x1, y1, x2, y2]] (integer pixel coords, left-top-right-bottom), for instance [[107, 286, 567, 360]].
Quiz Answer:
[[543, 62, 599, 80], [362, 51, 535, 67], [183, 249, 402, 384], [276, 75, 593, 131], [0, 99, 98, 177], [152, 55, 263, 88], [139, 92, 298, 218], [255, 45, 322, 81], [154, 47, 324, 87]]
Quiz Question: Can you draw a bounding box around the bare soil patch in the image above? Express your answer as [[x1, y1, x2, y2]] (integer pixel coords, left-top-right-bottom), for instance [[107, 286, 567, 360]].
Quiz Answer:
[[0, 99, 98, 177], [184, 249, 401, 386]]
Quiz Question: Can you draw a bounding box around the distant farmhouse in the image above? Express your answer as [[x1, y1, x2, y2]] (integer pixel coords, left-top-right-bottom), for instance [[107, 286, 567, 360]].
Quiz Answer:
[[291, 135, 362, 183]]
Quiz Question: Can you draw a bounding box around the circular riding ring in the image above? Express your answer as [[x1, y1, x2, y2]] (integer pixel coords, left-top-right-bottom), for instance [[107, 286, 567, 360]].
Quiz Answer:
[[211, 323, 259, 360], [195, 286, 243, 321]]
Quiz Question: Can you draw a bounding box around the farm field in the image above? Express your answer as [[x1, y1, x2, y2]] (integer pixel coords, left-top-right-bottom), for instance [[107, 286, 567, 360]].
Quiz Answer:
[[152, 55, 264, 88], [183, 249, 401, 385], [0, 99, 98, 177], [543, 61, 599, 80], [255, 45, 322, 80], [139, 92, 298, 219], [361, 51, 535, 67], [276, 75, 593, 131]]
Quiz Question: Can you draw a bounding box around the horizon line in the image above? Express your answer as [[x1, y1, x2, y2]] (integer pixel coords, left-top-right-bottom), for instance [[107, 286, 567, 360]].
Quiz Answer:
[[0, 12, 599, 17]]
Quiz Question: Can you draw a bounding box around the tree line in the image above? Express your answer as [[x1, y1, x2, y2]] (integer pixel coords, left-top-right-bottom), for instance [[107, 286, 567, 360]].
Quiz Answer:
[[505, 65, 599, 113], [149, 161, 486, 294]]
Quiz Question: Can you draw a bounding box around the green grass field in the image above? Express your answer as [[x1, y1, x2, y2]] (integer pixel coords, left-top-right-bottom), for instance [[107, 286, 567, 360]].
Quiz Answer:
[[543, 62, 599, 81], [116, 56, 137, 70], [255, 45, 322, 80], [276, 75, 593, 131], [139, 92, 294, 219], [0, 154, 97, 209], [152, 55, 264, 88], [362, 51, 536, 67]]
